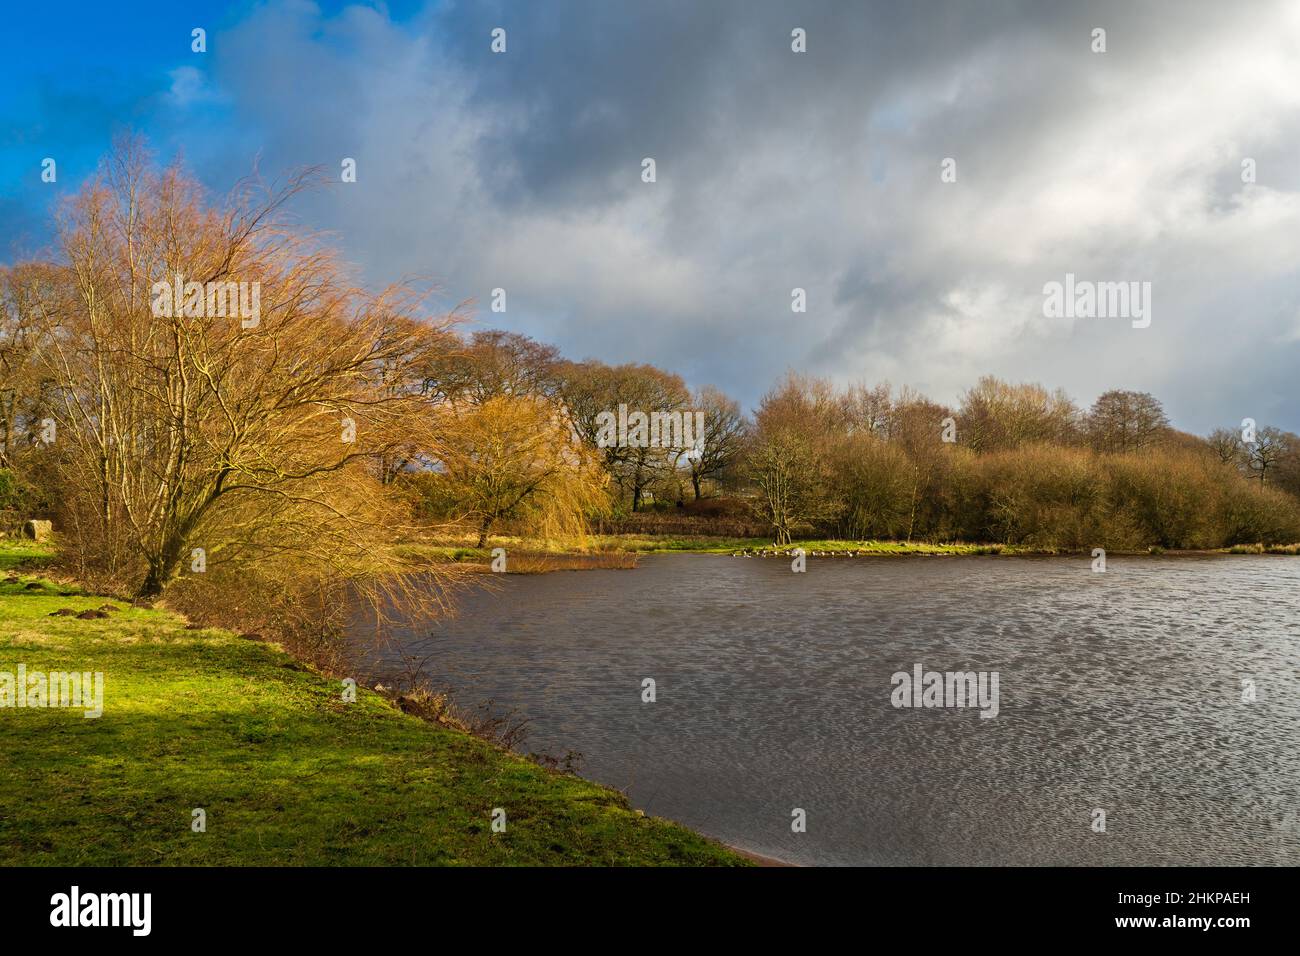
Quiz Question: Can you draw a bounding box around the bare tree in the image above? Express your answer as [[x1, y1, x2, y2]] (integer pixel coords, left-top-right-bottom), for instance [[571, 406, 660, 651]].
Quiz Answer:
[[0, 264, 59, 467], [745, 373, 837, 543], [558, 360, 690, 511], [22, 140, 460, 639], [1206, 427, 1245, 467], [959, 376, 1079, 452], [686, 385, 747, 499], [1247, 427, 1291, 485], [1086, 389, 1169, 453], [840, 382, 893, 436], [424, 329, 560, 404]]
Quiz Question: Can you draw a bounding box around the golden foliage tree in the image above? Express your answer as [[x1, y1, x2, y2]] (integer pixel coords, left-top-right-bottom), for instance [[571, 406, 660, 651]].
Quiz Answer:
[[15, 140, 459, 639], [425, 393, 609, 547]]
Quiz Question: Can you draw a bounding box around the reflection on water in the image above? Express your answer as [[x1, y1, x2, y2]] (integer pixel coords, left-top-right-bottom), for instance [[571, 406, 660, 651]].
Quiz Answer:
[[359, 554, 1300, 866]]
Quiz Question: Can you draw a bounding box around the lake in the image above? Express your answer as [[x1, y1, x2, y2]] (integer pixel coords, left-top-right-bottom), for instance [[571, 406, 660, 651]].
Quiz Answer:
[[360, 554, 1300, 866]]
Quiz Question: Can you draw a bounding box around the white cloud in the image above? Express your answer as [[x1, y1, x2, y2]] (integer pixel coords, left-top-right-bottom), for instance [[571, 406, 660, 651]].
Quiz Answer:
[[193, 0, 1300, 432], [165, 66, 218, 108]]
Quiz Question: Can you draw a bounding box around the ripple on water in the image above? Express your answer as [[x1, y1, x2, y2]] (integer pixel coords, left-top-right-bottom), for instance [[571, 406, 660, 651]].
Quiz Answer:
[[360, 554, 1300, 866]]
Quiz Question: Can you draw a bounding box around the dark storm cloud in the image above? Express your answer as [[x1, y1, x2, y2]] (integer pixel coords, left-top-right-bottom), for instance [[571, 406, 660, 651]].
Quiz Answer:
[[190, 0, 1299, 431]]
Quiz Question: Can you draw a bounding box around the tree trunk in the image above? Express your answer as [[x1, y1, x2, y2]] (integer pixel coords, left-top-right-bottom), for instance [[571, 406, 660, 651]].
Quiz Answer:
[[136, 534, 188, 600], [136, 556, 170, 600], [137, 563, 166, 600]]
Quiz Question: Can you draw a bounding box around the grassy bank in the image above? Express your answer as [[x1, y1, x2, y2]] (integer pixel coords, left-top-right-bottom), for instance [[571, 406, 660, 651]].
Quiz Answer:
[[622, 536, 1009, 555], [0, 543, 744, 866], [401, 532, 1011, 561], [403, 531, 1300, 566], [401, 532, 1100, 563]]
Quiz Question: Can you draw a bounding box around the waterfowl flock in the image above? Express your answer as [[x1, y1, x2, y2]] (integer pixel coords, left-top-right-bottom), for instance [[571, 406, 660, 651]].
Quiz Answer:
[[733, 548, 868, 558]]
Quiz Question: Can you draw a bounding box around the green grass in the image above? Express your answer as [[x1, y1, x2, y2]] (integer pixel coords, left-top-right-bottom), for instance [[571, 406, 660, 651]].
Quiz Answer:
[[616, 536, 1231, 556], [584, 535, 1012, 555], [400, 531, 1300, 565], [400, 532, 1013, 560], [1228, 542, 1300, 555], [0, 538, 58, 566], [0, 541, 744, 866]]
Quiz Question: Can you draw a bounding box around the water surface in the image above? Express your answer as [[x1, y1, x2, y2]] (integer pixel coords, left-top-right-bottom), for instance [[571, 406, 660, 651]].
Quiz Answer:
[[361, 554, 1300, 866]]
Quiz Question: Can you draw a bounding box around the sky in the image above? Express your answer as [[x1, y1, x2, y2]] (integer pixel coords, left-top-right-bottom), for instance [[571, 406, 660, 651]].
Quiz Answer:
[[3, 0, 1299, 433]]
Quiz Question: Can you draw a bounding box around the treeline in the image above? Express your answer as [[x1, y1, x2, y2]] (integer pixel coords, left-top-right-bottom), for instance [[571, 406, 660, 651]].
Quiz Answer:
[[1, 145, 1298, 630], [750, 376, 1300, 548], [409, 336, 1300, 550]]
